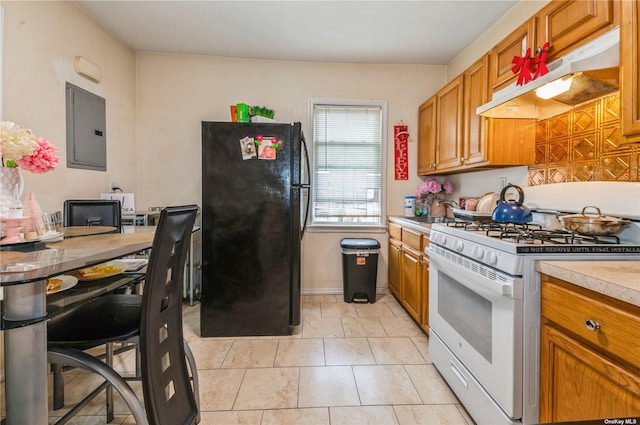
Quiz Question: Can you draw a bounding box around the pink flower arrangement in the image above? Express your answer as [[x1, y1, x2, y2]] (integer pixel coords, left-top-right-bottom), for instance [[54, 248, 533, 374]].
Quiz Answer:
[[0, 121, 58, 174], [416, 177, 453, 199], [16, 137, 59, 174]]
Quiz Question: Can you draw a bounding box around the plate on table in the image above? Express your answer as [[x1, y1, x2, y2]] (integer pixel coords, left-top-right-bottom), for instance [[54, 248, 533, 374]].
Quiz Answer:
[[72, 260, 128, 281], [46, 275, 78, 294], [118, 258, 149, 272]]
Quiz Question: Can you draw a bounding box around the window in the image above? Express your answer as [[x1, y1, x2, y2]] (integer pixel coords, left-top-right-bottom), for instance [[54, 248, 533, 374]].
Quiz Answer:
[[309, 98, 387, 228]]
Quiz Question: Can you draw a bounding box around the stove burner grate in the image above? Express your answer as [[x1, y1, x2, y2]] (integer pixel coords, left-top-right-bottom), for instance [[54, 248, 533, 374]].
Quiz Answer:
[[448, 220, 622, 245]]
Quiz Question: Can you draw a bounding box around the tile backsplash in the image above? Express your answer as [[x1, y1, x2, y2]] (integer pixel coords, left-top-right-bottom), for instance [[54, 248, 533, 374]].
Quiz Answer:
[[528, 93, 639, 185]]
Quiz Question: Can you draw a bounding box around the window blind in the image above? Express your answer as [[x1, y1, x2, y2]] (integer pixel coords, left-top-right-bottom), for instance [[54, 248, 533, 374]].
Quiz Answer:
[[312, 104, 383, 226]]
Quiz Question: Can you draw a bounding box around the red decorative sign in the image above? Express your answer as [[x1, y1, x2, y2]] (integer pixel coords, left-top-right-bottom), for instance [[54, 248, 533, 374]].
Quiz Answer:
[[511, 42, 551, 86], [394, 125, 409, 180]]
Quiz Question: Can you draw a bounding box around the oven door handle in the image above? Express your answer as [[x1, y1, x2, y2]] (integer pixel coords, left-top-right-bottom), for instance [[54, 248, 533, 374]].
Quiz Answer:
[[429, 253, 516, 297]]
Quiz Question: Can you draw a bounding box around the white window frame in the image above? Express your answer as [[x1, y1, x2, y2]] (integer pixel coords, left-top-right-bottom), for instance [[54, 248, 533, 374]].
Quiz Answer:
[[307, 97, 387, 233]]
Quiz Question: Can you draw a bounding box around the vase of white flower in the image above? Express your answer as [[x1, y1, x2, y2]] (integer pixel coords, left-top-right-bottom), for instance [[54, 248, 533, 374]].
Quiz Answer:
[[0, 121, 58, 218], [0, 167, 24, 217]]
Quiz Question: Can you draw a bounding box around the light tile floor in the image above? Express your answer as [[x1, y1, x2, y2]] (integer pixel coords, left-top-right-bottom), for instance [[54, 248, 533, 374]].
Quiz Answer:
[[2, 294, 475, 424]]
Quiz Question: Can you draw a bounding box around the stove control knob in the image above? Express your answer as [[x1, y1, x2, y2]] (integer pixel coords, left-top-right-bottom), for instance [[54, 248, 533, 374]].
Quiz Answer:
[[441, 236, 448, 245], [431, 233, 439, 244], [454, 241, 464, 252], [486, 251, 498, 265], [472, 246, 484, 259]]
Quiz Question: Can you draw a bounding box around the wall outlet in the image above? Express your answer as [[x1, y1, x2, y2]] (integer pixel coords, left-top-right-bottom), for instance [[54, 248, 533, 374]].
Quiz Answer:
[[499, 177, 507, 189], [109, 179, 117, 191]]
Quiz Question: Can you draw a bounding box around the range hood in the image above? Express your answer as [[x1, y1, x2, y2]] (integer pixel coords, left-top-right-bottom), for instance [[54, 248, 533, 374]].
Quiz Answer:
[[477, 27, 620, 120]]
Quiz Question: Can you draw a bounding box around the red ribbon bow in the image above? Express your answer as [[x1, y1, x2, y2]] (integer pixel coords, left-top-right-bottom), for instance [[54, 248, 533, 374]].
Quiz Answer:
[[532, 42, 551, 79], [512, 47, 533, 86], [511, 42, 551, 86]]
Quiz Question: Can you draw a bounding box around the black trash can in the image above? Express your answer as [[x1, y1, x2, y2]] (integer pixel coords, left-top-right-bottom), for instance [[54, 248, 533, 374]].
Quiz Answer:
[[340, 238, 380, 303]]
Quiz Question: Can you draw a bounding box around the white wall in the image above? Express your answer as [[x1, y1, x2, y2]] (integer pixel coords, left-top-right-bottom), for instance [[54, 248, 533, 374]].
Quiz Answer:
[[135, 54, 444, 212], [2, 1, 137, 213], [1, 0, 137, 390], [135, 53, 446, 292]]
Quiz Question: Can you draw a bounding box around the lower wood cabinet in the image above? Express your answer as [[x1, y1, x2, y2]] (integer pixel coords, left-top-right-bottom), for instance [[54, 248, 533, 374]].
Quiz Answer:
[[401, 245, 422, 321], [540, 275, 640, 422], [419, 253, 429, 334], [387, 221, 429, 334], [388, 237, 402, 298]]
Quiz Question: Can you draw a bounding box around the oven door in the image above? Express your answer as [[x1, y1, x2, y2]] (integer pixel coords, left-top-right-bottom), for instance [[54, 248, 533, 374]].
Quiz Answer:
[[428, 246, 523, 419]]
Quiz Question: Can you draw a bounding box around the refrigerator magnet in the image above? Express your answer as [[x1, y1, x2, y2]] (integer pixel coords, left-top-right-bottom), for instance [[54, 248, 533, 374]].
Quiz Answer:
[[239, 137, 257, 160], [255, 136, 281, 160]]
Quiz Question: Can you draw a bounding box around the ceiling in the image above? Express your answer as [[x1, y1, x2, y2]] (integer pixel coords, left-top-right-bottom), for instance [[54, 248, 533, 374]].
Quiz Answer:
[[75, 1, 518, 65]]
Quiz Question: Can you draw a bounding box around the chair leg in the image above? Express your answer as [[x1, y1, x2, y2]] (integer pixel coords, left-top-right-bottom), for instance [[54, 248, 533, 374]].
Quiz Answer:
[[183, 339, 200, 424], [48, 347, 149, 425], [105, 342, 114, 423], [52, 363, 65, 410]]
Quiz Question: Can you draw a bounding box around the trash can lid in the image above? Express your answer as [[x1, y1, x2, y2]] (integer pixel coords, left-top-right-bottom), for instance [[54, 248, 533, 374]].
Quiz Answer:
[[340, 238, 380, 249]]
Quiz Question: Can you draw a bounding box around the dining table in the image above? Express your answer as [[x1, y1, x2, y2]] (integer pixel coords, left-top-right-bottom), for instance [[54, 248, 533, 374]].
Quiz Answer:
[[0, 225, 156, 425]]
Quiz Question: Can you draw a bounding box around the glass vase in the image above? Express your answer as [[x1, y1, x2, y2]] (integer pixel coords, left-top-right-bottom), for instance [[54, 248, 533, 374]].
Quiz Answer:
[[1, 167, 24, 218]]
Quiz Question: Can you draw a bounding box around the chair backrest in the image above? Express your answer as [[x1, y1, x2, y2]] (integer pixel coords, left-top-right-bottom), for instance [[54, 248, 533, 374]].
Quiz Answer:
[[63, 199, 122, 232], [140, 205, 199, 425]]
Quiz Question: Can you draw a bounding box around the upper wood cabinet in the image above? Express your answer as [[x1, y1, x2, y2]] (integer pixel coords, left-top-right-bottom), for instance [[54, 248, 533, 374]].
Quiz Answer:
[[417, 97, 437, 174], [417, 55, 534, 175], [621, 0, 640, 141], [490, 0, 618, 94], [490, 19, 536, 93], [486, 119, 535, 166], [463, 55, 490, 166], [435, 75, 464, 171], [416, 0, 625, 177], [536, 0, 618, 62]]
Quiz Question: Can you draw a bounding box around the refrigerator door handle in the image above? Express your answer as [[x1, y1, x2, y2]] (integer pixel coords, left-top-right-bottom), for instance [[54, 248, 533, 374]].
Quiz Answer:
[[300, 133, 311, 239], [301, 133, 311, 186], [301, 187, 310, 240]]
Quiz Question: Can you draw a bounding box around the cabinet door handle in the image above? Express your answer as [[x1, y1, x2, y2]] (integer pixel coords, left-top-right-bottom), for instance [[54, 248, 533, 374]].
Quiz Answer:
[[585, 319, 601, 331]]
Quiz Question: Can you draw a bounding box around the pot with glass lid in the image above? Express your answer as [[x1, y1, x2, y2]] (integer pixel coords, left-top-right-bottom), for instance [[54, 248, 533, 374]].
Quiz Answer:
[[558, 206, 631, 236]]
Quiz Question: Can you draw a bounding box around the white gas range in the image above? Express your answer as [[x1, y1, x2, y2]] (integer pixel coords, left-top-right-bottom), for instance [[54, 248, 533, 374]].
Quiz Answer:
[[427, 216, 640, 425]]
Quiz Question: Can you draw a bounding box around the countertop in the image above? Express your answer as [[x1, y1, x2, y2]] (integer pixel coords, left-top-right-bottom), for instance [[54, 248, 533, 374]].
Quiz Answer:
[[388, 215, 443, 234], [536, 260, 640, 308]]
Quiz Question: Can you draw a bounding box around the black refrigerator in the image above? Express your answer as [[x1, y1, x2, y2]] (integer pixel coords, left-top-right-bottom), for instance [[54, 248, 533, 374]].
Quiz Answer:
[[200, 121, 309, 336]]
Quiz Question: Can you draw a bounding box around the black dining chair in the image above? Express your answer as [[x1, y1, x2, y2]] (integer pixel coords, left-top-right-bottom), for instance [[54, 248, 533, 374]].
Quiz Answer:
[[52, 198, 124, 413], [63, 199, 122, 231], [47, 205, 200, 425]]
